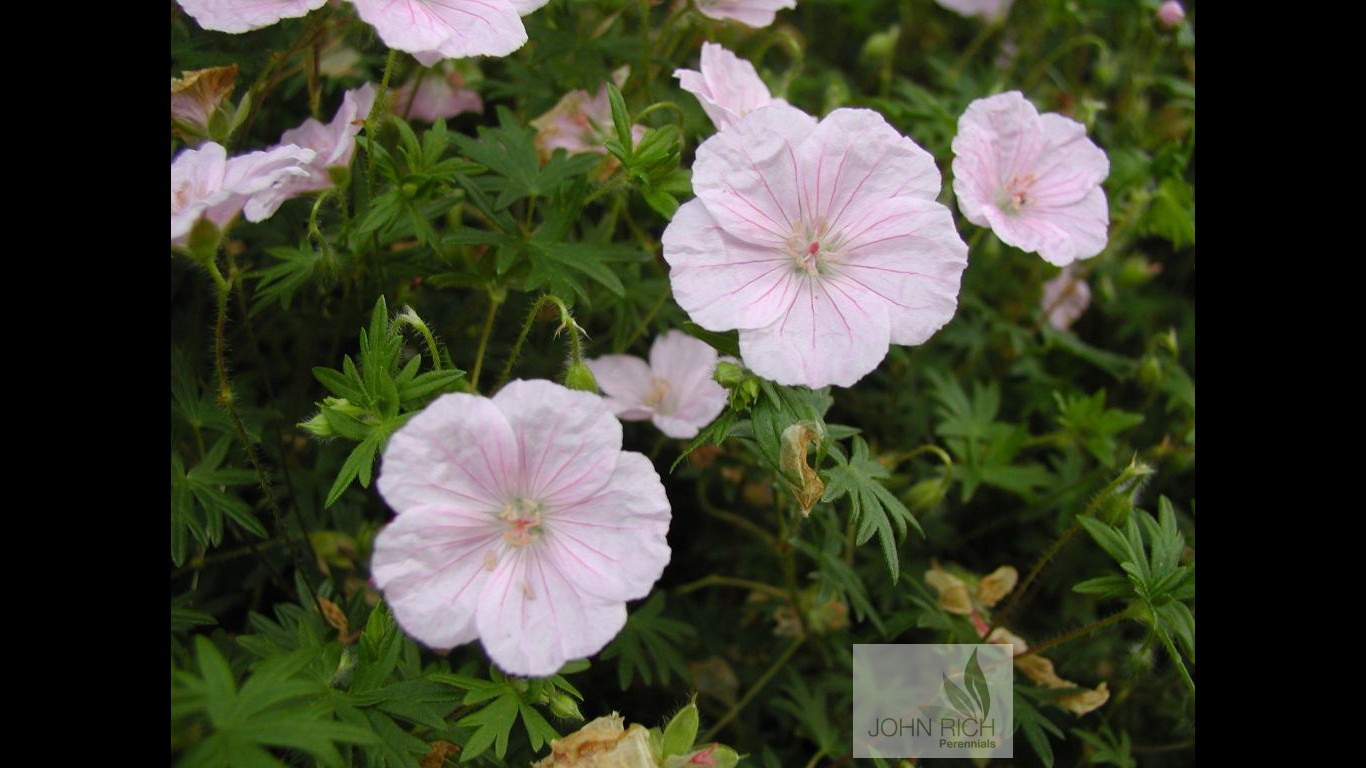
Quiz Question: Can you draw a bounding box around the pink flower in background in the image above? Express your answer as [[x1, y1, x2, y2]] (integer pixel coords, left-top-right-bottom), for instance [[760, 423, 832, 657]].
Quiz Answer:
[[1040, 265, 1091, 330], [587, 331, 729, 439], [171, 142, 315, 247], [1157, 1, 1186, 27], [674, 42, 782, 132], [952, 91, 1110, 266], [694, 0, 796, 27], [371, 380, 672, 677], [349, 0, 546, 64], [246, 84, 377, 219], [663, 104, 968, 389], [176, 0, 327, 33], [530, 82, 647, 160], [933, 0, 1013, 23], [393, 69, 484, 123]]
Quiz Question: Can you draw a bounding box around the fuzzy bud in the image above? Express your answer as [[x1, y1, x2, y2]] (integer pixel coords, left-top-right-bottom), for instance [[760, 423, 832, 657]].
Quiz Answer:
[[1157, 1, 1186, 28], [563, 362, 600, 393]]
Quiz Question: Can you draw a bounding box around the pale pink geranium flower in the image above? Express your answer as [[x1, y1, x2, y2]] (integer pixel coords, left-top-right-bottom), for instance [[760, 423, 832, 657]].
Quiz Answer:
[[674, 42, 783, 132], [952, 91, 1110, 266], [171, 142, 315, 248], [349, 0, 548, 65], [663, 104, 969, 389], [176, 0, 327, 33], [530, 82, 647, 161], [1040, 265, 1091, 331], [246, 84, 377, 220], [587, 331, 729, 439], [933, 0, 1013, 23], [694, 0, 796, 28], [393, 68, 484, 123], [371, 380, 672, 677]]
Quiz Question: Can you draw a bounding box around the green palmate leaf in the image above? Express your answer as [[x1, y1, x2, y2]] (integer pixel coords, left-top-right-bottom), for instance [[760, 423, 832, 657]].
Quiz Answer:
[[1014, 687, 1063, 768], [173, 637, 373, 768], [821, 436, 922, 581], [171, 436, 266, 565], [250, 244, 332, 315], [456, 688, 520, 761], [600, 592, 696, 689], [606, 82, 633, 151]]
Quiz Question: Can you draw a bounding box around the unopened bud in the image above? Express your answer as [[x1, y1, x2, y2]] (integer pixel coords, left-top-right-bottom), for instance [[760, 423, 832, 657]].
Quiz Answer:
[[1157, 0, 1186, 28], [860, 24, 900, 68], [563, 362, 599, 393], [906, 478, 947, 511], [713, 361, 747, 388], [300, 411, 335, 438], [547, 692, 583, 721]]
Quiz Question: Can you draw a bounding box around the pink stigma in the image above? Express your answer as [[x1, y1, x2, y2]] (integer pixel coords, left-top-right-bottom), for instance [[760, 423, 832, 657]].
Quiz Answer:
[[807, 241, 820, 255]]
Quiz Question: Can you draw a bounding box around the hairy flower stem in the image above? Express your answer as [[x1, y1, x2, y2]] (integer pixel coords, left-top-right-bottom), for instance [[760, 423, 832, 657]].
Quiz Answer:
[[204, 257, 320, 608], [676, 575, 789, 600], [469, 295, 502, 392], [992, 461, 1152, 632], [701, 637, 803, 743], [1014, 607, 1134, 659], [494, 294, 583, 391]]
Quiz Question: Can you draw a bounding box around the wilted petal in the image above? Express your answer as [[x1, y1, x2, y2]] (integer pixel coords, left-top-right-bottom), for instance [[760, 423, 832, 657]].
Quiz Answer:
[[171, 65, 238, 139], [371, 504, 502, 649], [1041, 265, 1091, 330], [975, 565, 1019, 607], [177, 0, 326, 33], [925, 565, 974, 615]]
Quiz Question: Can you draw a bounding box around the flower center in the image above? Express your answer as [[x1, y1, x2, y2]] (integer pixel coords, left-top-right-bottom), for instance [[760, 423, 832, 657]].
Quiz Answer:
[[643, 376, 672, 411], [499, 496, 544, 547], [785, 219, 845, 276], [1000, 173, 1037, 213]]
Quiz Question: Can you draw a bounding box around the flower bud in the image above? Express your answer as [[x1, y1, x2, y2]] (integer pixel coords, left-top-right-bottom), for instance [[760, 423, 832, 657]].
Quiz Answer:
[[300, 411, 336, 438], [713, 361, 747, 388], [906, 478, 948, 512], [547, 691, 584, 721], [563, 362, 600, 393], [1157, 0, 1186, 28]]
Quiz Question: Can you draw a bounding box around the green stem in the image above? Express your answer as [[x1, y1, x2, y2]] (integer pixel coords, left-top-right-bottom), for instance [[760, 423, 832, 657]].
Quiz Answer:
[[701, 637, 803, 743], [1014, 608, 1133, 659], [948, 21, 1001, 83], [470, 295, 502, 392], [366, 49, 400, 202], [617, 284, 670, 352], [675, 575, 789, 600], [308, 189, 335, 265], [204, 257, 319, 607], [494, 294, 581, 391]]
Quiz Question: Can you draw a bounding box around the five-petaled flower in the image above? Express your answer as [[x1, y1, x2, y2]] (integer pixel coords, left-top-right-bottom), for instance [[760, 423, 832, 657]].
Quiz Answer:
[[674, 42, 782, 132], [662, 103, 968, 389], [170, 142, 315, 248], [247, 84, 377, 219], [370, 380, 672, 677], [952, 91, 1111, 266], [587, 330, 729, 439]]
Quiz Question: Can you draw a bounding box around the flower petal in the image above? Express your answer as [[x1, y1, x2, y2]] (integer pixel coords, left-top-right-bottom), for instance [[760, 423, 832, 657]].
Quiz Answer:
[[648, 331, 727, 432], [372, 504, 502, 649], [477, 548, 628, 677], [985, 185, 1108, 266], [695, 0, 796, 27], [836, 196, 968, 346], [797, 108, 942, 231], [738, 275, 892, 388], [692, 103, 818, 244], [663, 199, 802, 332], [492, 380, 622, 506], [545, 451, 671, 602], [176, 0, 326, 33], [585, 354, 656, 420], [377, 392, 521, 513], [350, 0, 528, 62]]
